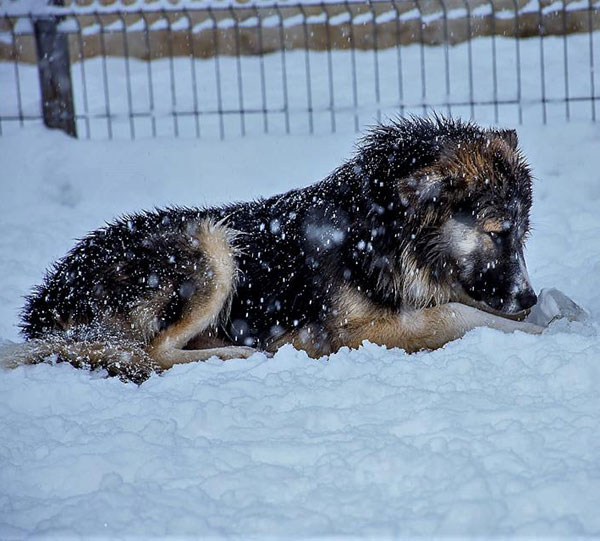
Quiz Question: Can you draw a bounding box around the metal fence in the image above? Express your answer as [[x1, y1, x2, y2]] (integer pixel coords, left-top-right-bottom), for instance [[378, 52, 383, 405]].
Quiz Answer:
[[1, 0, 599, 139]]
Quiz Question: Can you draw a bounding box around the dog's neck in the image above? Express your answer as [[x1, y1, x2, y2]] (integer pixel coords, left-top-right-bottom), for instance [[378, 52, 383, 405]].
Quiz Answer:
[[322, 160, 453, 311]]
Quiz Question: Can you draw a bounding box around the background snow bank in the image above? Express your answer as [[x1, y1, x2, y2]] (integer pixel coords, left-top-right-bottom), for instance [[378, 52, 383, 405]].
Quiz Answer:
[[1, 122, 600, 536]]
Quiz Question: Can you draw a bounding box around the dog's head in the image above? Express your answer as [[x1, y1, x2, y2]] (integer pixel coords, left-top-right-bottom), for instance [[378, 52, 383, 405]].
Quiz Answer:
[[430, 128, 536, 318], [354, 117, 536, 316]]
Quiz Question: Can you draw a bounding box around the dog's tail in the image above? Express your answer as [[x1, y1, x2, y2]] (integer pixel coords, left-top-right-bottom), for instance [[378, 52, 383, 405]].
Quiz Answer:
[[0, 336, 162, 384]]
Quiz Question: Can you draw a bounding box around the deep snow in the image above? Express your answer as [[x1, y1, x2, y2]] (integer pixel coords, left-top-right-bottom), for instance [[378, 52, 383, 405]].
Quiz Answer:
[[0, 121, 599, 537]]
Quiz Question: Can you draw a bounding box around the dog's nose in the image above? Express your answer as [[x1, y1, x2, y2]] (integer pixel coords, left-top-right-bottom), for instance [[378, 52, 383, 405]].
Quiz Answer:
[[517, 289, 537, 310]]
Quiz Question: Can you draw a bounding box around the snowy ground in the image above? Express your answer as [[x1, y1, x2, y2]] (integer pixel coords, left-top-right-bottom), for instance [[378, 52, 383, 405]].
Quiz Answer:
[[1, 120, 600, 537]]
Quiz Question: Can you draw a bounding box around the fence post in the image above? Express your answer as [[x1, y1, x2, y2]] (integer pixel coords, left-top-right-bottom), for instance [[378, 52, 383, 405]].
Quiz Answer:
[[33, 0, 76, 137]]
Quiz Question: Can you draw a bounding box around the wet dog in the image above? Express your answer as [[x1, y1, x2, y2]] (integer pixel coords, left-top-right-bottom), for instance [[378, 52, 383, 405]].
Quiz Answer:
[[19, 116, 546, 382]]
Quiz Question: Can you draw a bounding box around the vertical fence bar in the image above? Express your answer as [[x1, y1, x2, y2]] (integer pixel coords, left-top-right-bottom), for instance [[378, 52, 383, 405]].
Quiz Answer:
[[486, 0, 499, 123], [437, 0, 451, 116], [1, 15, 9, 133], [390, 0, 405, 117], [414, 0, 427, 115], [74, 15, 90, 138], [94, 12, 112, 138], [537, 0, 547, 123], [118, 12, 135, 139], [344, 0, 359, 132], [510, 0, 522, 124], [207, 7, 224, 139], [589, 0, 596, 121], [461, 0, 475, 120], [253, 5, 269, 134], [298, 4, 314, 134], [0, 15, 8, 133], [561, 0, 570, 120], [184, 9, 200, 138], [322, 2, 336, 133], [229, 6, 245, 136], [33, 5, 76, 136], [274, 5, 290, 134], [10, 16, 24, 128], [163, 10, 179, 137], [140, 12, 156, 137], [368, 0, 381, 123]]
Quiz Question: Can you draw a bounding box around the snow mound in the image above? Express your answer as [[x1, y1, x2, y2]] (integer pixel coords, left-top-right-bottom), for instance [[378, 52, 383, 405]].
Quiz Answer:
[[1, 329, 600, 537]]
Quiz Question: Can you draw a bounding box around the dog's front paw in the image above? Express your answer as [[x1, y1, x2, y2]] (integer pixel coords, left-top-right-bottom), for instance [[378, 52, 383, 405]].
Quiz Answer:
[[525, 288, 587, 327]]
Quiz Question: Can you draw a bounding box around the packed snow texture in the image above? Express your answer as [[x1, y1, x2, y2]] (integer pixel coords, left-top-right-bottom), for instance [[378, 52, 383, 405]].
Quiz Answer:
[[1, 121, 599, 537]]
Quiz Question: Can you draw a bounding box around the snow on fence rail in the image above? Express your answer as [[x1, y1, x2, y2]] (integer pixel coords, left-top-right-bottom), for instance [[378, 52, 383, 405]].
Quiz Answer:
[[0, 0, 599, 138]]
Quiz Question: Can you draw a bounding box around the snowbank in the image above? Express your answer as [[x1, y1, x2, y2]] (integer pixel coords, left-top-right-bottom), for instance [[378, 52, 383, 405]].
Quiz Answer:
[[0, 122, 599, 536]]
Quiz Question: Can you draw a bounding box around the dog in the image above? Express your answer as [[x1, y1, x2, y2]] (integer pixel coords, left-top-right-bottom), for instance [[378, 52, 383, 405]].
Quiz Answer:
[[17, 116, 545, 383]]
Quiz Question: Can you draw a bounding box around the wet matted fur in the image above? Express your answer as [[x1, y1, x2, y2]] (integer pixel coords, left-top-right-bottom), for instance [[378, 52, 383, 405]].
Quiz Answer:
[[18, 116, 543, 383]]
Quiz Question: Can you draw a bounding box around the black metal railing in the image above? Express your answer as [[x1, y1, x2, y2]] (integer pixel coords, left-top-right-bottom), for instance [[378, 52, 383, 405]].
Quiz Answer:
[[0, 0, 598, 139]]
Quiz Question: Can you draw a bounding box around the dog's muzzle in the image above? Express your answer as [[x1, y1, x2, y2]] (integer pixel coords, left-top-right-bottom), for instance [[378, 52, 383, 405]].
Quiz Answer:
[[452, 286, 532, 321]]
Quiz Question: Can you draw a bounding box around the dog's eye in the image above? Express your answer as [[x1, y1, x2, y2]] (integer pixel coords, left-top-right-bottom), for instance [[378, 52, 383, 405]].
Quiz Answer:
[[488, 230, 508, 241]]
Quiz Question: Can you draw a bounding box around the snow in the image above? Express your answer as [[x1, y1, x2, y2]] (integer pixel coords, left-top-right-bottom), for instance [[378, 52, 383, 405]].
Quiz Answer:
[[1, 118, 600, 536], [2, 335, 600, 537]]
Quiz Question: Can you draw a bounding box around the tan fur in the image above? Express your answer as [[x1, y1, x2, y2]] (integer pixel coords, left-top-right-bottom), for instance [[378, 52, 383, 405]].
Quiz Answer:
[[397, 250, 452, 309], [437, 134, 519, 190], [147, 218, 245, 369], [482, 218, 505, 233], [321, 285, 543, 356], [128, 288, 173, 342], [185, 331, 230, 350], [327, 285, 439, 353], [0, 337, 161, 384], [334, 302, 542, 353], [366, 221, 452, 309], [267, 324, 333, 358], [149, 346, 257, 367]]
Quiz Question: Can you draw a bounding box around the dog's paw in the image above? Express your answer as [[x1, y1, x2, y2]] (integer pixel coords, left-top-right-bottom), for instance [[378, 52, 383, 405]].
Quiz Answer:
[[525, 288, 587, 327]]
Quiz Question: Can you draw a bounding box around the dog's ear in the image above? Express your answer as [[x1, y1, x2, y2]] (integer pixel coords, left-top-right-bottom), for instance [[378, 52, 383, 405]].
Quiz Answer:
[[495, 129, 519, 150]]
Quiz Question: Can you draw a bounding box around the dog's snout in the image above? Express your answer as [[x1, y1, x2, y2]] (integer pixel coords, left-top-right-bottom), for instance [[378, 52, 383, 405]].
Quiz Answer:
[[517, 289, 537, 310]]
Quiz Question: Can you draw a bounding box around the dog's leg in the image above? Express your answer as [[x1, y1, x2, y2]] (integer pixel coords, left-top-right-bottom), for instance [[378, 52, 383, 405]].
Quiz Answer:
[[336, 302, 544, 353], [150, 346, 258, 368], [147, 220, 256, 369], [432, 302, 544, 342]]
